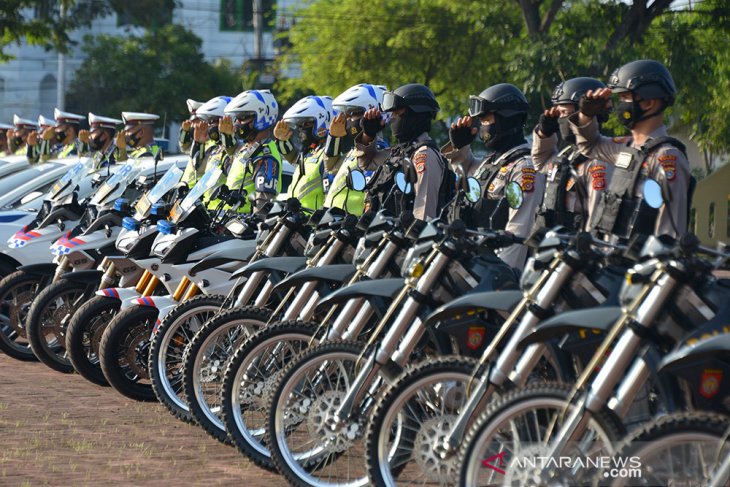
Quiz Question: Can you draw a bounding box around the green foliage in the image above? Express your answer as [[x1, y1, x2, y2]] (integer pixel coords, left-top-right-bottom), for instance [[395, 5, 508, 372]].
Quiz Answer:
[[65, 24, 240, 122], [276, 0, 730, 162], [0, 0, 112, 61]]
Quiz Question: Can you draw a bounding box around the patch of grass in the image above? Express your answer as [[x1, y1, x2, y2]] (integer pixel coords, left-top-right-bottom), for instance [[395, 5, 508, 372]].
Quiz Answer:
[[69, 439, 95, 453]]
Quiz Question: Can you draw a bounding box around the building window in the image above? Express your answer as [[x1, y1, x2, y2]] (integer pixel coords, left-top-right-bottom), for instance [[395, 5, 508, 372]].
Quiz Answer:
[[113, 0, 174, 28], [221, 0, 276, 31], [39, 74, 56, 118], [690, 207, 697, 234], [708, 202, 715, 239], [727, 197, 730, 238]]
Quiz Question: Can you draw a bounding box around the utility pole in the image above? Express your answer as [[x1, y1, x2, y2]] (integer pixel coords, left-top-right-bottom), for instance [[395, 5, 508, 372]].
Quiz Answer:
[[57, 2, 66, 110], [252, 0, 263, 84]]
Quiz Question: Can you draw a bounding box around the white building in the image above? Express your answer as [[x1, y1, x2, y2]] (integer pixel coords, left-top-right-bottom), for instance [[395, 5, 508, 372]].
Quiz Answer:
[[0, 0, 299, 127]]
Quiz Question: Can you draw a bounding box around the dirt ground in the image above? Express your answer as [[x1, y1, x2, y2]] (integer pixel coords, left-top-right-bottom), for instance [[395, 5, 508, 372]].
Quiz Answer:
[[0, 353, 286, 486]]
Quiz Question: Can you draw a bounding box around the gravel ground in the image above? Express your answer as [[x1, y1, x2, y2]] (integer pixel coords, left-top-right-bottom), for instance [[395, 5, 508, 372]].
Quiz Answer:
[[0, 353, 285, 486]]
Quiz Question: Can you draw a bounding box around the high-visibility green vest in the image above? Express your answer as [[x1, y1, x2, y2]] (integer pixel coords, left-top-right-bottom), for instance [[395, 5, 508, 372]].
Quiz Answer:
[[324, 151, 367, 215], [225, 139, 282, 213], [288, 146, 326, 210], [182, 140, 219, 187]]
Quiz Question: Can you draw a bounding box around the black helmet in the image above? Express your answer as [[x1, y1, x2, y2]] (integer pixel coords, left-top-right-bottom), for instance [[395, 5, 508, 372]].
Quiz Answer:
[[382, 83, 439, 117], [551, 77, 606, 105], [608, 59, 676, 105], [469, 83, 529, 118]]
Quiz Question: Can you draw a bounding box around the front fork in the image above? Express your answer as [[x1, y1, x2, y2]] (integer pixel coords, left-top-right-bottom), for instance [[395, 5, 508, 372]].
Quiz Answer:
[[334, 251, 450, 423], [51, 256, 70, 283], [542, 269, 678, 469]]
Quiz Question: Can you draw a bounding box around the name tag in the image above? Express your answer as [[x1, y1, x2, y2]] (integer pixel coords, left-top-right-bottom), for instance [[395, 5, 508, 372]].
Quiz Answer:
[[616, 152, 633, 169]]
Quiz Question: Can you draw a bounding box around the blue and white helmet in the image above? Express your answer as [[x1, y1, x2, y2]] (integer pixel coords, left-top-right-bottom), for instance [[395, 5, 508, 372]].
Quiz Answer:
[[196, 96, 232, 122], [282, 95, 335, 139], [224, 90, 278, 131], [333, 84, 387, 114]]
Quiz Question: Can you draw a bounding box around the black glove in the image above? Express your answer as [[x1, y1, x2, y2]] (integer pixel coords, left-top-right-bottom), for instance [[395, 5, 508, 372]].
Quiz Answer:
[[579, 95, 609, 118], [536, 113, 559, 137], [449, 123, 476, 149], [360, 116, 383, 139]]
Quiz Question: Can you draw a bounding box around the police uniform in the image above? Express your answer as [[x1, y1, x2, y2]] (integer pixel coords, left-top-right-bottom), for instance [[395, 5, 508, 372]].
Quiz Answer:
[[8, 115, 38, 160], [323, 135, 386, 215], [286, 144, 327, 210], [569, 115, 689, 238], [0, 123, 12, 157], [223, 137, 282, 212], [531, 130, 613, 232], [443, 142, 544, 270], [118, 112, 161, 163], [38, 109, 90, 162], [179, 99, 203, 154], [358, 132, 443, 221], [88, 113, 123, 166]]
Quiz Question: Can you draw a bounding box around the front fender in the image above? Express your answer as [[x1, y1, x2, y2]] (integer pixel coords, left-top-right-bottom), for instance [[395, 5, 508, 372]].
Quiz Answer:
[[316, 278, 405, 309], [97, 287, 138, 302], [273, 264, 357, 294], [59, 269, 103, 285], [423, 290, 523, 329], [229, 256, 308, 281], [519, 306, 623, 348], [660, 333, 730, 373], [189, 240, 257, 275], [17, 262, 57, 277]]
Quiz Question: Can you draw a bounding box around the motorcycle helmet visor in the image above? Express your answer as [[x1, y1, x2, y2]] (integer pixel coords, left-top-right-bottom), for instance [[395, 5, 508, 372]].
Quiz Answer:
[[334, 105, 366, 118], [381, 92, 407, 113], [285, 117, 315, 131]]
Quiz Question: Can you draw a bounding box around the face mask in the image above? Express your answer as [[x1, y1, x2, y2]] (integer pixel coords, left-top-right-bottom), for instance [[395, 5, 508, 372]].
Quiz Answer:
[[235, 121, 255, 141], [297, 126, 319, 149], [616, 99, 644, 129], [346, 117, 362, 137], [125, 130, 143, 148], [89, 134, 106, 151], [478, 124, 498, 146], [391, 110, 431, 144], [207, 125, 220, 142], [558, 117, 575, 145], [55, 130, 67, 144]]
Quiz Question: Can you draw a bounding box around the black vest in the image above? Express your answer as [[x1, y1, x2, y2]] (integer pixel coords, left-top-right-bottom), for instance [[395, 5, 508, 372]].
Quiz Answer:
[[535, 146, 588, 231], [465, 146, 531, 230], [593, 136, 686, 240]]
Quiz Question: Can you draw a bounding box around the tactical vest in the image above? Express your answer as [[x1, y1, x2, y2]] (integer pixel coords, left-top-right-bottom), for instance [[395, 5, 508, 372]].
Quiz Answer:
[[535, 146, 587, 231], [288, 146, 326, 210], [593, 136, 686, 240], [365, 142, 417, 216], [324, 151, 373, 216], [469, 146, 531, 230], [225, 139, 282, 213]]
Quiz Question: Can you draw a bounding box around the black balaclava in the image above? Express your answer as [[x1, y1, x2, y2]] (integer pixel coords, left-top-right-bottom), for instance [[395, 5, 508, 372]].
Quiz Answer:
[[391, 108, 431, 144], [480, 113, 526, 153]]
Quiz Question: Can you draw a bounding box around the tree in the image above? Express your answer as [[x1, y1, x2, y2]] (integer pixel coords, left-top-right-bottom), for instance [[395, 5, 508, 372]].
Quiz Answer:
[[0, 0, 112, 61], [65, 24, 240, 123]]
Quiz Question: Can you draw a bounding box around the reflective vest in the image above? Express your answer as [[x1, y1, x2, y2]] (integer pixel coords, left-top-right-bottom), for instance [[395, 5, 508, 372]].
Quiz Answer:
[[288, 146, 326, 210], [182, 140, 220, 187], [225, 139, 282, 213], [324, 151, 372, 216]]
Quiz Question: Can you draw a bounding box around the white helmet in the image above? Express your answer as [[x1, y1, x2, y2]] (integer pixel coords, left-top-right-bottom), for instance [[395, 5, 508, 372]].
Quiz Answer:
[[333, 84, 387, 114], [224, 90, 278, 131], [282, 95, 334, 139], [196, 96, 232, 121]]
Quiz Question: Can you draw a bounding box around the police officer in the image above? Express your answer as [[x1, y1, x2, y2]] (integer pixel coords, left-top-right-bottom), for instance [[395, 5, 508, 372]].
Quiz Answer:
[[357, 83, 444, 221], [219, 89, 283, 212], [324, 83, 388, 215], [116, 112, 161, 162], [27, 108, 90, 162], [532, 77, 613, 232], [446, 83, 544, 270], [569, 59, 690, 239], [7, 115, 39, 161], [180, 96, 231, 188], [273, 95, 334, 209], [179, 98, 203, 153], [0, 123, 12, 157], [85, 113, 123, 164]]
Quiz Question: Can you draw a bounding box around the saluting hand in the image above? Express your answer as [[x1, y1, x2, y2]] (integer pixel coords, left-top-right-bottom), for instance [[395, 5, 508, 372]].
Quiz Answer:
[[329, 113, 347, 138], [273, 120, 292, 141]]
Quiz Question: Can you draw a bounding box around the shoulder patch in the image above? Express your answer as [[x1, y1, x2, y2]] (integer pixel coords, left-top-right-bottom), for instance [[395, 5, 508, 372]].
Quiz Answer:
[[590, 164, 606, 191], [520, 168, 535, 193], [659, 157, 677, 181], [414, 151, 427, 174]]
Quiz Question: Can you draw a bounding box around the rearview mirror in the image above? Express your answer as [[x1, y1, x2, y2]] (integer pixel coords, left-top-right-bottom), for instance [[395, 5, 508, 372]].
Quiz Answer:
[[505, 181, 524, 209], [395, 171, 413, 195], [465, 177, 481, 203], [347, 169, 367, 192], [642, 179, 664, 209]]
